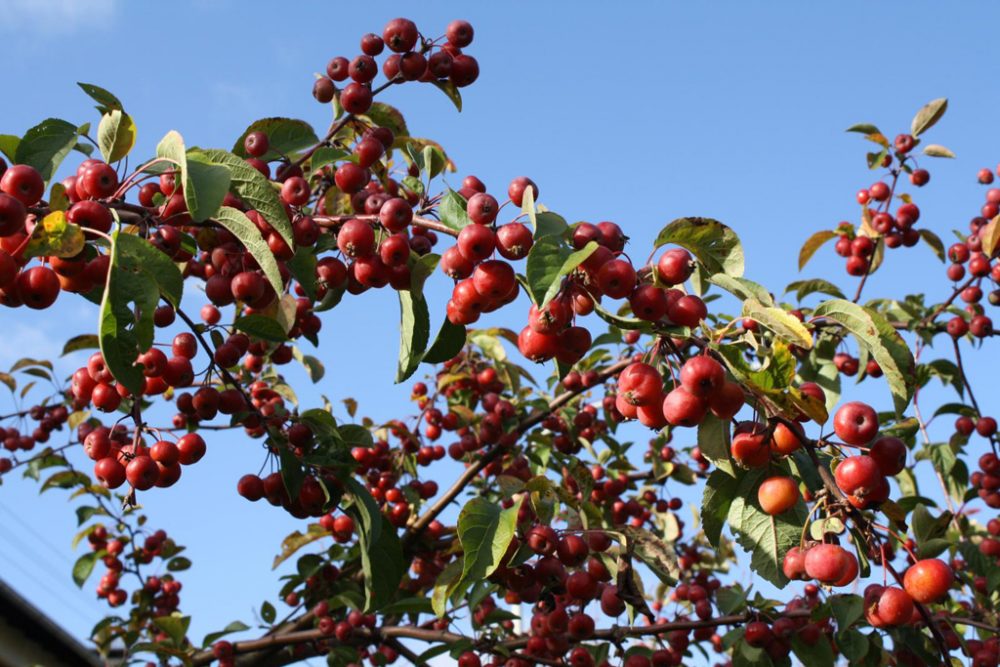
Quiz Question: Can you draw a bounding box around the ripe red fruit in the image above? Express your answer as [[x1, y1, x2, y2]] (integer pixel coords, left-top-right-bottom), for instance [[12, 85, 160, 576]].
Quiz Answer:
[[230, 271, 266, 303], [507, 176, 538, 207], [378, 198, 413, 233], [341, 83, 373, 114], [804, 543, 850, 584], [833, 401, 879, 445], [472, 260, 515, 299], [383, 18, 419, 53], [782, 546, 807, 580], [446, 20, 474, 47], [450, 55, 479, 87], [91, 383, 122, 412], [869, 436, 906, 475], [873, 586, 914, 626], [667, 293, 707, 327], [94, 456, 127, 489], [617, 363, 663, 406], [599, 585, 625, 616], [903, 559, 953, 604], [16, 266, 60, 309], [662, 387, 707, 427], [528, 299, 572, 334], [657, 248, 693, 285], [770, 421, 803, 456], [709, 381, 745, 420], [730, 428, 770, 468], [0, 164, 44, 205], [337, 219, 375, 258], [555, 326, 592, 366], [280, 176, 310, 206], [757, 476, 800, 515], [743, 621, 772, 648], [679, 356, 725, 398], [466, 192, 499, 225], [126, 455, 160, 491], [565, 571, 598, 600], [0, 193, 27, 236], [67, 200, 114, 236], [78, 162, 119, 199], [834, 455, 882, 497], [597, 259, 636, 299], [456, 223, 495, 262], [629, 284, 668, 321], [517, 326, 559, 362], [244, 131, 269, 157], [496, 223, 533, 260], [176, 433, 206, 465], [150, 440, 179, 466]]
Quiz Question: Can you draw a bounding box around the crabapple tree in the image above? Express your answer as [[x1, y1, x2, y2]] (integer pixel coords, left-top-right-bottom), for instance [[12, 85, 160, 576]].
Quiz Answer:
[[1, 16, 1000, 667]]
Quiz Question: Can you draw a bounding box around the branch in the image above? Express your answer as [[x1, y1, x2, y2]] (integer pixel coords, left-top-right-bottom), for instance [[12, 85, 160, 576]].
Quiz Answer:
[[314, 213, 458, 238], [402, 357, 630, 546]]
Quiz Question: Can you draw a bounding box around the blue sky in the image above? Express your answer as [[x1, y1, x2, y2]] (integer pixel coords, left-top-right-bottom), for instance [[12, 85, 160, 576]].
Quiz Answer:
[[2, 0, 1000, 661]]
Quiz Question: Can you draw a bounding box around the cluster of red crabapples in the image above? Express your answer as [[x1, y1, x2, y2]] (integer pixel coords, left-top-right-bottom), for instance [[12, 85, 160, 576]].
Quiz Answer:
[[311, 18, 479, 111], [830, 132, 933, 277]]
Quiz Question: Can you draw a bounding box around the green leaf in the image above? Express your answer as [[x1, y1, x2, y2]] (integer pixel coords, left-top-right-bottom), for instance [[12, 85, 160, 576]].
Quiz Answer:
[[922, 144, 955, 158], [830, 593, 864, 630], [185, 152, 231, 222], [654, 217, 744, 277], [708, 274, 773, 306], [535, 212, 568, 239], [344, 477, 383, 546], [455, 497, 522, 595], [309, 146, 350, 171], [214, 206, 283, 296], [260, 601, 276, 624], [278, 445, 304, 502], [77, 82, 123, 113], [784, 278, 846, 301], [525, 238, 597, 307], [197, 149, 294, 248], [15, 118, 80, 183], [153, 615, 191, 645], [232, 118, 319, 161], [911, 98, 948, 137], [697, 413, 731, 462], [99, 231, 183, 395], [422, 317, 467, 364], [202, 621, 250, 648], [846, 123, 882, 135], [431, 80, 462, 112], [97, 110, 136, 163], [438, 189, 470, 232], [742, 298, 813, 349], [791, 635, 835, 667], [0, 372, 13, 392], [432, 560, 463, 618], [798, 230, 837, 271], [0, 135, 20, 162], [167, 556, 191, 571], [358, 518, 405, 612], [72, 552, 98, 587], [233, 314, 287, 343], [727, 467, 808, 587], [396, 289, 430, 383], [362, 102, 409, 138], [286, 247, 318, 300], [812, 299, 915, 416], [918, 229, 945, 262], [23, 211, 85, 259], [292, 348, 325, 382]]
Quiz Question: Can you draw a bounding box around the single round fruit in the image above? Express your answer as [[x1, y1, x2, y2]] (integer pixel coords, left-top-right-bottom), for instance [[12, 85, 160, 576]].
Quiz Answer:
[[757, 476, 800, 515], [833, 401, 879, 445], [679, 355, 725, 398], [903, 559, 953, 604], [869, 436, 906, 476], [804, 543, 850, 584], [833, 455, 882, 498]]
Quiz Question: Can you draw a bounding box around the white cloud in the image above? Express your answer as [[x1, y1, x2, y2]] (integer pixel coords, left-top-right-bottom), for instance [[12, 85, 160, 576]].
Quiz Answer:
[[0, 0, 116, 34]]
